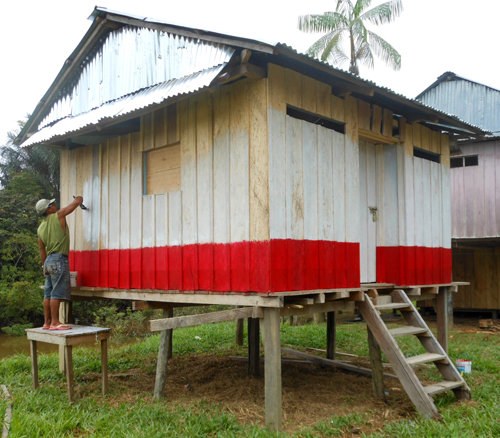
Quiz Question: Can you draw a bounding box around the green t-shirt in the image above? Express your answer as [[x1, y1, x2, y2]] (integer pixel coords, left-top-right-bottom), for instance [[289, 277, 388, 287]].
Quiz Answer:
[[37, 213, 70, 256]]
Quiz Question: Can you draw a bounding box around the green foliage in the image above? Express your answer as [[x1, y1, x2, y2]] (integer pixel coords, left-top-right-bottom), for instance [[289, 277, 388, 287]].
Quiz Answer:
[[298, 0, 403, 75], [1, 322, 33, 336], [92, 304, 156, 338], [0, 281, 44, 328]]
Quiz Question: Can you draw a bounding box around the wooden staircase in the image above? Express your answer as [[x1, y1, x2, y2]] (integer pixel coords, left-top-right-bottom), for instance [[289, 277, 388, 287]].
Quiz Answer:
[[358, 289, 471, 418]]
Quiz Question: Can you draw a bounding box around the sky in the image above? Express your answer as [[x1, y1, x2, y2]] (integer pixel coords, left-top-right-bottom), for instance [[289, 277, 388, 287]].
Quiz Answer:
[[2, 0, 500, 145]]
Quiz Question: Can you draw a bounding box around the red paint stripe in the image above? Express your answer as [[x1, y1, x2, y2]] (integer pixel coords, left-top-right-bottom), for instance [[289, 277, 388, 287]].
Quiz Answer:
[[198, 244, 214, 291], [231, 241, 250, 292], [108, 249, 120, 288], [142, 247, 155, 289], [130, 248, 142, 289], [214, 244, 230, 291], [182, 245, 198, 290], [119, 250, 130, 289], [377, 246, 451, 285], [270, 239, 288, 291], [168, 246, 182, 290], [250, 241, 270, 292], [70, 240, 360, 293], [155, 246, 168, 290]]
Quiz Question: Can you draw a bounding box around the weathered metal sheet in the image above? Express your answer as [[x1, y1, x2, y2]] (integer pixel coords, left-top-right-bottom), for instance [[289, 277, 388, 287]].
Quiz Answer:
[[417, 75, 500, 135], [21, 64, 226, 147], [35, 25, 234, 131]]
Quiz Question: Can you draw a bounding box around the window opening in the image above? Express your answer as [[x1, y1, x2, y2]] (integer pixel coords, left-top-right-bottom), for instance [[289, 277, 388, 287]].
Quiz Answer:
[[286, 105, 345, 134], [413, 147, 441, 164], [450, 155, 479, 168]]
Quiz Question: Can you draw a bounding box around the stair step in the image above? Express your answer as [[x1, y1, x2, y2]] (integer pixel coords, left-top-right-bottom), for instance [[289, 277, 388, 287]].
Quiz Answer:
[[406, 353, 447, 366], [389, 326, 429, 337], [375, 303, 412, 311], [424, 380, 465, 396]]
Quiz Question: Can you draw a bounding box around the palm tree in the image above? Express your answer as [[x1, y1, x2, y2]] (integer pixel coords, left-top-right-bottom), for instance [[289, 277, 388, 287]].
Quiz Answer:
[[298, 0, 403, 75]]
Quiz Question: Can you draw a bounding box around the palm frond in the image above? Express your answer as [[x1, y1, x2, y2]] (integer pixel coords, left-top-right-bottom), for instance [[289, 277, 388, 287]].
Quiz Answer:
[[367, 30, 401, 69], [361, 0, 403, 26], [298, 12, 346, 33], [353, 0, 373, 18], [335, 0, 355, 17], [330, 45, 350, 67], [320, 31, 345, 63], [355, 42, 375, 70], [305, 31, 343, 59]]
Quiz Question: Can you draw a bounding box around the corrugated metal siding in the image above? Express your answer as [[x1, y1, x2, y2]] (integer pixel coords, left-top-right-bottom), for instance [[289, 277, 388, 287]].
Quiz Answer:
[[418, 79, 500, 135], [38, 25, 234, 130]]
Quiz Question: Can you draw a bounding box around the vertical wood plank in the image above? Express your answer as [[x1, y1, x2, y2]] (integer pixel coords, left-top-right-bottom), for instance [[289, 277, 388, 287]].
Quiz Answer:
[[196, 96, 213, 244], [331, 95, 345, 122], [268, 64, 287, 240], [263, 307, 282, 430], [248, 79, 269, 241], [64, 346, 74, 403], [180, 99, 198, 245], [213, 87, 231, 245], [229, 83, 250, 236], [367, 327, 385, 399], [302, 122, 318, 240]]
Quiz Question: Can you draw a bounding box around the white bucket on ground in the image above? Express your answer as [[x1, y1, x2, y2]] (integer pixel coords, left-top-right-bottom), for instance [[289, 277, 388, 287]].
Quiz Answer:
[[70, 271, 78, 288], [456, 359, 472, 374]]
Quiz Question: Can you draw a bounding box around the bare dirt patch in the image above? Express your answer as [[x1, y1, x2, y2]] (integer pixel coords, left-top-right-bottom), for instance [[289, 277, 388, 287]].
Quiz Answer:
[[81, 353, 416, 435]]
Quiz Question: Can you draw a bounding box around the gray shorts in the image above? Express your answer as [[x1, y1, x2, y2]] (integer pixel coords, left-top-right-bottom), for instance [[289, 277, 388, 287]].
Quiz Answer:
[[44, 253, 71, 301]]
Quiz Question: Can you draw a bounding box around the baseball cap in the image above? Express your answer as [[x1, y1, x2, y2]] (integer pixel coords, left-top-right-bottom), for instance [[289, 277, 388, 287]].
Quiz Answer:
[[35, 198, 56, 215]]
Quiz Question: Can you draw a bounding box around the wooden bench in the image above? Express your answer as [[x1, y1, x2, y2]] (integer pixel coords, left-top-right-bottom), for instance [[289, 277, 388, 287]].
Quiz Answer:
[[26, 325, 110, 403]]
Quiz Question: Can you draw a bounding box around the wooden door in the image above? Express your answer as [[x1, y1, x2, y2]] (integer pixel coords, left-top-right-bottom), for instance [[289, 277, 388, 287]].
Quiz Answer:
[[359, 140, 377, 283]]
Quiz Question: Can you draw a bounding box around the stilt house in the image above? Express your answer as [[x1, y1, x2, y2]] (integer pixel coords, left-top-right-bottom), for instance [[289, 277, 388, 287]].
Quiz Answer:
[[18, 9, 484, 293], [18, 8, 485, 426], [417, 72, 500, 314]]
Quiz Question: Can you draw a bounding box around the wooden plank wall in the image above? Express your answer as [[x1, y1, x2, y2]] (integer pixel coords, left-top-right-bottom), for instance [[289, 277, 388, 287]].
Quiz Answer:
[[375, 121, 452, 285], [451, 140, 500, 238], [267, 64, 359, 289], [453, 246, 500, 310], [62, 79, 270, 292]]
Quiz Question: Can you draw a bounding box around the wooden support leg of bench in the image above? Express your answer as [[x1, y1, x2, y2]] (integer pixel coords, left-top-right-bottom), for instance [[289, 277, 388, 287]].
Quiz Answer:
[[367, 327, 385, 400], [101, 339, 108, 395], [64, 345, 74, 403], [154, 308, 173, 399], [326, 311, 336, 360], [248, 317, 260, 377], [263, 307, 282, 430], [30, 340, 39, 390]]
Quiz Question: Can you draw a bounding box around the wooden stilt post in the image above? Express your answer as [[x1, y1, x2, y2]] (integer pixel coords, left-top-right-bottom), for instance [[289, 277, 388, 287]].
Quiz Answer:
[[436, 287, 452, 353], [367, 327, 385, 399], [248, 317, 260, 376], [263, 307, 282, 430], [154, 308, 173, 399], [326, 311, 336, 359]]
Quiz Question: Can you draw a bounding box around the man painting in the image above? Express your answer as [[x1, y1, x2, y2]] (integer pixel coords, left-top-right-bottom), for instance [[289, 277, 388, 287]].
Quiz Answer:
[[36, 196, 83, 330]]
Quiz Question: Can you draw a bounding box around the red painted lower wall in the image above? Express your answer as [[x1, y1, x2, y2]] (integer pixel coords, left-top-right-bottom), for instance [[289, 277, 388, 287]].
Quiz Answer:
[[69, 239, 360, 293], [376, 246, 452, 285]]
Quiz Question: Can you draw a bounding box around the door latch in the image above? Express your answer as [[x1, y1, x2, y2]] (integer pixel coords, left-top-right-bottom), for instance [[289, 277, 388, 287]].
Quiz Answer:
[[368, 206, 378, 222]]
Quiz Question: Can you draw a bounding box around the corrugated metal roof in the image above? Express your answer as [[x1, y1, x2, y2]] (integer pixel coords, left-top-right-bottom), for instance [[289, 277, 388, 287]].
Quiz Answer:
[[416, 73, 500, 135], [38, 25, 234, 130], [21, 64, 226, 147]]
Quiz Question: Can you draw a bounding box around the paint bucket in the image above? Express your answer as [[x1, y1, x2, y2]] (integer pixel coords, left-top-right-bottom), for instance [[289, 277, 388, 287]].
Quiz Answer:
[[456, 359, 472, 374], [70, 271, 78, 288]]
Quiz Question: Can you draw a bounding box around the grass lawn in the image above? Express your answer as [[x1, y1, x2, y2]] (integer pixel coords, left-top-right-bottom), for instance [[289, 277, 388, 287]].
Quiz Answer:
[[0, 317, 498, 437]]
